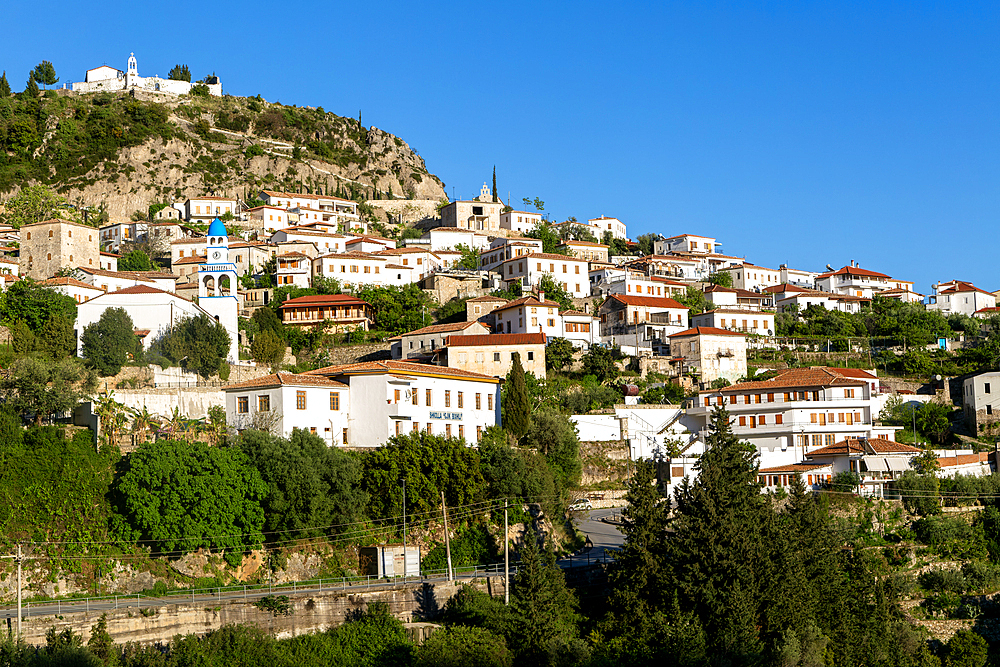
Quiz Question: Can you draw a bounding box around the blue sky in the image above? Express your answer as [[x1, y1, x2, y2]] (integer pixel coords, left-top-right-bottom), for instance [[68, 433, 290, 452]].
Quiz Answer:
[[2, 1, 997, 295]]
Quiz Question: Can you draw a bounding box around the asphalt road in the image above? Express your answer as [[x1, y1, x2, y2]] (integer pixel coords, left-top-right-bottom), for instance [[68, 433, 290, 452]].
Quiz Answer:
[[560, 506, 626, 568]]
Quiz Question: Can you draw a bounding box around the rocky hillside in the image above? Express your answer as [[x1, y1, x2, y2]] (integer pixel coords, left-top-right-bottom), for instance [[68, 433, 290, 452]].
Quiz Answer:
[[0, 88, 446, 219]]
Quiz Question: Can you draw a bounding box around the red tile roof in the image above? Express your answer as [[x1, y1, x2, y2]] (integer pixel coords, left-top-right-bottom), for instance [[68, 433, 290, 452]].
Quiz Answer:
[[758, 463, 832, 474], [495, 295, 563, 310], [225, 371, 347, 391], [805, 437, 920, 457], [815, 266, 890, 279], [444, 332, 546, 347], [606, 295, 687, 309], [669, 326, 746, 338], [938, 281, 993, 295], [698, 367, 865, 393], [307, 360, 500, 382], [388, 321, 488, 340], [278, 294, 372, 309], [466, 295, 509, 303], [39, 277, 104, 290]]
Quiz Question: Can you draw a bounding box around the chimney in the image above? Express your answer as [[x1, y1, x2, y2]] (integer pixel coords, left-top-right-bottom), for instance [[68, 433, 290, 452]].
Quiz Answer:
[[538, 291, 545, 303], [584, 302, 590, 314]]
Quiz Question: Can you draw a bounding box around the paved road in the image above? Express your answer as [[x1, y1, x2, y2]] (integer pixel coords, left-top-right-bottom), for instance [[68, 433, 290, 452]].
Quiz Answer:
[[560, 506, 626, 568]]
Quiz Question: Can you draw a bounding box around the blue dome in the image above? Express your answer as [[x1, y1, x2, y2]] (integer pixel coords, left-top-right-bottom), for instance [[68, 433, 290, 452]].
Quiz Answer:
[[207, 218, 228, 238]]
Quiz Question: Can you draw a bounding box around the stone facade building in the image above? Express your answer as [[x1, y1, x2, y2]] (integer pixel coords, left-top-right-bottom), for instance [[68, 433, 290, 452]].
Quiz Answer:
[[962, 371, 1000, 437], [20, 219, 100, 279], [667, 326, 747, 387], [438, 184, 504, 232]]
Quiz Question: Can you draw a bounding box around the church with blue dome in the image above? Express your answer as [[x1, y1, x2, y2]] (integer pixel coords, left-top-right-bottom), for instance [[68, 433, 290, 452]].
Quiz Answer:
[[198, 219, 240, 363]]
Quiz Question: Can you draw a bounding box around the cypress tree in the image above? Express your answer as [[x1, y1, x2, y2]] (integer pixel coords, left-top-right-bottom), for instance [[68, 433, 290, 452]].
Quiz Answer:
[[503, 352, 531, 440], [492, 166, 498, 203], [23, 73, 39, 98], [666, 406, 771, 661], [0, 72, 10, 98]]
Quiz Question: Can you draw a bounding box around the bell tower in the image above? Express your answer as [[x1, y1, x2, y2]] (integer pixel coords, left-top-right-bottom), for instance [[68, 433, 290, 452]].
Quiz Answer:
[[198, 218, 239, 364]]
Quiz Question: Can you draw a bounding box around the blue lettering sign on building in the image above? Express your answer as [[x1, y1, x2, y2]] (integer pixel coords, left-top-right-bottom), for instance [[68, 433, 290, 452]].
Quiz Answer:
[[429, 411, 462, 420]]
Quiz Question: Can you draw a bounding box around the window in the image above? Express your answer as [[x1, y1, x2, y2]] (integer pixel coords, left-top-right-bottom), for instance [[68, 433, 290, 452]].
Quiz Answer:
[[767, 393, 774, 402], [458, 425, 464, 440], [775, 414, 783, 425], [987, 383, 992, 394], [330, 392, 340, 410], [989, 405, 994, 415], [488, 394, 493, 410], [343, 428, 348, 445], [425, 389, 432, 406], [547, 318, 554, 327], [413, 422, 420, 432], [296, 391, 307, 410], [412, 389, 418, 405], [811, 435, 823, 447], [445, 424, 452, 437], [759, 415, 766, 425], [739, 416, 746, 426], [754, 394, 761, 404], [395, 389, 401, 403], [825, 434, 835, 446], [845, 388, 855, 398], [426, 423, 433, 434], [458, 392, 463, 408], [396, 421, 401, 436], [476, 393, 481, 409], [310, 427, 317, 435], [797, 435, 809, 447], [744, 395, 751, 405], [494, 352, 501, 362], [258, 395, 270, 412], [477, 425, 482, 441], [445, 391, 451, 407], [810, 413, 817, 424], [237, 397, 249, 414]]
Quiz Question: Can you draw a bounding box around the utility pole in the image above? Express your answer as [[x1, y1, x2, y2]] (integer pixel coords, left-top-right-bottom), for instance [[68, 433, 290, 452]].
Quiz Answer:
[[2, 545, 23, 640], [441, 491, 453, 582], [504, 500, 510, 605], [400, 477, 408, 580]]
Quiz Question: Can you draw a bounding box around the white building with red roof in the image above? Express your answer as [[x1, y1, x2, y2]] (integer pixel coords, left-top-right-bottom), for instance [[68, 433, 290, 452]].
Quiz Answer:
[[225, 372, 350, 446], [716, 262, 781, 292], [311, 252, 414, 288], [283, 360, 501, 447], [276, 252, 311, 288], [434, 332, 548, 378], [689, 367, 899, 468], [75, 285, 211, 354], [599, 294, 689, 352], [653, 234, 718, 255], [389, 321, 490, 360], [588, 216, 627, 241], [814, 262, 916, 300], [691, 308, 776, 338], [39, 277, 106, 304], [495, 252, 591, 298], [927, 280, 996, 317], [493, 294, 566, 338], [276, 294, 375, 333]]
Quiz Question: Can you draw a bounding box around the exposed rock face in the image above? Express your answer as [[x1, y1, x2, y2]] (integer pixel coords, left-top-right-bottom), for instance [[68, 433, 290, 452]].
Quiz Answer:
[[11, 91, 447, 220]]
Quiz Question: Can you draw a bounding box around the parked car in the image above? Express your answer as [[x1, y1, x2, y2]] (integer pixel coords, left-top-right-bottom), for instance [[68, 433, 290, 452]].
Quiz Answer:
[[569, 498, 593, 511]]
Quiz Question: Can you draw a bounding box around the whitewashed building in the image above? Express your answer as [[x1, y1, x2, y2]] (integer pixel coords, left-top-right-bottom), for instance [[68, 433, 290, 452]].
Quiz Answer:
[[496, 252, 591, 298]]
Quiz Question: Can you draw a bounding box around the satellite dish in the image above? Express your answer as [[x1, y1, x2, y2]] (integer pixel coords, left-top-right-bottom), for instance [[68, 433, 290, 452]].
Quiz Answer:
[[826, 264, 834, 271]]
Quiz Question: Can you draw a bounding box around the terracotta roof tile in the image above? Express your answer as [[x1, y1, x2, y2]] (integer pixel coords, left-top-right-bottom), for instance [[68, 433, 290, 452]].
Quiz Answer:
[[805, 437, 920, 457], [758, 463, 832, 473], [278, 294, 371, 308], [444, 332, 546, 347], [669, 326, 747, 338], [698, 367, 865, 393], [307, 360, 500, 382], [225, 371, 347, 391], [390, 321, 489, 339], [607, 295, 687, 309]]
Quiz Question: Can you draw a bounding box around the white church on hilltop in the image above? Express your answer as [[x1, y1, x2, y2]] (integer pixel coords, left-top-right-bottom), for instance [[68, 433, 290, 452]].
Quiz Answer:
[[71, 53, 222, 97]]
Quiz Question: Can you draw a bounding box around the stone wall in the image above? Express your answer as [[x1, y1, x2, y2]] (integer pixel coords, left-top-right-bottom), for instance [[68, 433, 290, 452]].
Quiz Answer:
[[15, 578, 507, 647], [322, 343, 392, 366], [367, 199, 441, 225]]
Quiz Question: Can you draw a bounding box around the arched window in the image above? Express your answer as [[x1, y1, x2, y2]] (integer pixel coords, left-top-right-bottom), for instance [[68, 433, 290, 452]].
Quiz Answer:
[[26, 232, 30, 240], [47, 253, 52, 260], [48, 231, 53, 238]]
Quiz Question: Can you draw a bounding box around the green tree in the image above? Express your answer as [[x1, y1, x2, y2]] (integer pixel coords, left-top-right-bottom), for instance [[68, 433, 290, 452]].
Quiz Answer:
[[492, 166, 498, 204], [2, 185, 67, 229], [708, 271, 733, 288], [893, 470, 941, 516], [943, 629, 988, 667], [524, 408, 582, 491], [87, 614, 117, 666], [582, 344, 619, 383], [510, 527, 582, 665], [636, 233, 659, 256], [81, 307, 141, 376], [666, 406, 771, 661], [1, 357, 96, 425], [525, 222, 564, 254], [917, 401, 953, 445], [503, 352, 531, 440], [167, 65, 191, 83], [23, 72, 39, 97], [251, 305, 284, 338], [0, 279, 77, 332], [239, 429, 367, 538], [111, 438, 267, 566], [536, 274, 574, 311], [37, 314, 76, 360], [415, 625, 511, 667], [361, 431, 486, 520], [454, 243, 480, 270], [0, 71, 11, 98], [545, 337, 574, 371], [675, 286, 709, 315], [148, 313, 231, 377], [31, 61, 58, 89], [251, 329, 285, 368], [118, 249, 155, 271], [354, 284, 435, 334]]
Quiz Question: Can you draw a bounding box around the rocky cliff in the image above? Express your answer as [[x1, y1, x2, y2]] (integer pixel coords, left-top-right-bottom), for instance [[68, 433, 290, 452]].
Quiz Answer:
[[0, 88, 446, 220]]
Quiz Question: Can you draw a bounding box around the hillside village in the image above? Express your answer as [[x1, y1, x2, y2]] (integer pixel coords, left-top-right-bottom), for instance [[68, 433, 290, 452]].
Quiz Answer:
[[5, 53, 1000, 665]]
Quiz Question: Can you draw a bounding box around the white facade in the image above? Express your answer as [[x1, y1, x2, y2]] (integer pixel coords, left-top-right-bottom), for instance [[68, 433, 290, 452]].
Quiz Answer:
[[186, 198, 236, 224], [275, 253, 311, 288], [171, 238, 208, 265], [815, 264, 893, 298], [493, 295, 566, 338], [560, 310, 600, 347], [588, 216, 627, 241], [479, 239, 544, 273], [197, 221, 240, 363], [312, 252, 414, 288], [248, 206, 290, 234], [654, 234, 717, 255], [71, 53, 223, 97], [39, 277, 106, 304], [497, 253, 591, 298], [717, 263, 781, 292], [78, 268, 171, 294], [226, 373, 350, 446], [927, 280, 997, 317], [780, 266, 819, 288], [390, 321, 490, 360], [692, 309, 776, 337], [375, 248, 440, 281], [690, 367, 896, 469], [305, 361, 502, 448], [268, 227, 349, 253], [76, 286, 208, 354], [345, 236, 396, 254], [415, 228, 491, 252], [500, 210, 543, 235]]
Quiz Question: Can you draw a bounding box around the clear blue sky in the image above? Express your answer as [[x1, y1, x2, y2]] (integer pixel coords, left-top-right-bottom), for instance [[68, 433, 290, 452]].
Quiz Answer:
[[2, 1, 997, 295]]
